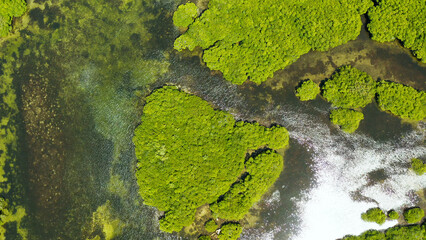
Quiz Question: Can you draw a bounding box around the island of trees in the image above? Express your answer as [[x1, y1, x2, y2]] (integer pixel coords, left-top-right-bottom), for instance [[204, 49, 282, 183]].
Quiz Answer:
[[133, 86, 289, 237]]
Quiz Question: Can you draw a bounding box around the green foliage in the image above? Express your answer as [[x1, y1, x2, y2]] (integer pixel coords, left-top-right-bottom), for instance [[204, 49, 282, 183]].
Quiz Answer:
[[173, 2, 198, 28], [375, 81, 426, 121], [411, 158, 426, 175], [218, 223, 242, 240], [174, 0, 373, 84], [204, 219, 218, 232], [403, 207, 424, 224], [322, 66, 376, 108], [210, 151, 283, 220], [295, 80, 320, 101], [342, 223, 426, 240], [361, 208, 387, 225], [133, 87, 289, 233], [387, 210, 399, 220], [0, 0, 26, 37], [330, 108, 364, 133], [367, 0, 426, 63], [198, 236, 212, 240]]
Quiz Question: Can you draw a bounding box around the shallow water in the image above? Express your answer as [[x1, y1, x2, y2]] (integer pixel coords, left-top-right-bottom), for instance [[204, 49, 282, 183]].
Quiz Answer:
[[1, 1, 425, 239]]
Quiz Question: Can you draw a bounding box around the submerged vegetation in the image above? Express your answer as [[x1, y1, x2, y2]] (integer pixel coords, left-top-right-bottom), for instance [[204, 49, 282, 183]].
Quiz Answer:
[[0, 0, 26, 37], [361, 208, 387, 225], [330, 109, 364, 133], [295, 80, 320, 101], [174, 0, 373, 84], [133, 86, 288, 233], [368, 0, 426, 63], [411, 158, 426, 175]]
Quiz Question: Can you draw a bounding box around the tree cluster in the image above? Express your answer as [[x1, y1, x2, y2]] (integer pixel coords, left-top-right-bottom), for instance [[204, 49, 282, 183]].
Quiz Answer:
[[387, 210, 399, 220], [411, 158, 426, 176], [367, 0, 426, 63], [0, 0, 26, 37], [173, 2, 198, 28], [361, 208, 387, 225], [173, 0, 373, 84], [403, 207, 425, 224], [133, 87, 289, 233], [295, 80, 320, 101], [342, 222, 425, 240], [204, 219, 218, 232], [217, 223, 242, 240], [330, 109, 364, 133]]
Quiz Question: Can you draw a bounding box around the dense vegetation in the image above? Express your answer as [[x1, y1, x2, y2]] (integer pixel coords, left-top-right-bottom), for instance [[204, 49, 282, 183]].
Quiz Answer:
[[403, 207, 425, 224], [198, 236, 212, 240], [217, 223, 242, 240], [0, 0, 26, 37], [322, 66, 376, 109], [210, 151, 284, 220], [411, 158, 426, 175], [173, 2, 198, 28], [173, 0, 373, 84], [387, 210, 399, 220], [133, 87, 289, 233], [295, 80, 320, 101], [367, 0, 426, 63], [330, 109, 364, 133], [204, 219, 218, 232], [342, 222, 426, 240], [361, 208, 387, 225], [376, 81, 426, 121]]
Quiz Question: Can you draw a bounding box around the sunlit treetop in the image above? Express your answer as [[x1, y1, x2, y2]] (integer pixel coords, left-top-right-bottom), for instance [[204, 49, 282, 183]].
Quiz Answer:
[[295, 80, 320, 101], [173, 2, 198, 28], [368, 0, 426, 63], [0, 0, 26, 37], [173, 0, 373, 84], [411, 158, 426, 176]]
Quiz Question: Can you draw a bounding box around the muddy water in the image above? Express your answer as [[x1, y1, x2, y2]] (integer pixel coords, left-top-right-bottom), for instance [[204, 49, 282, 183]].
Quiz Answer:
[[4, 2, 425, 240]]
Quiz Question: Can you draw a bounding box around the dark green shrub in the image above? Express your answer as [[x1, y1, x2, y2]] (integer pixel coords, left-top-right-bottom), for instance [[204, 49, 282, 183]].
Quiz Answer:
[[375, 81, 425, 121], [322, 66, 376, 108], [173, 2, 198, 28], [411, 158, 426, 176], [174, 0, 373, 84], [330, 108, 364, 133], [198, 236, 212, 240], [361, 208, 387, 225], [403, 207, 424, 224], [387, 210, 399, 220], [133, 87, 289, 233], [218, 223, 242, 240], [204, 219, 218, 232], [0, 0, 26, 37], [295, 80, 320, 101]]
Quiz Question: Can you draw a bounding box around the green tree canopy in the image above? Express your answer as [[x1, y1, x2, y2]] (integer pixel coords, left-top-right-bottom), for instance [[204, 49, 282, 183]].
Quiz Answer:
[[322, 66, 376, 109], [198, 236, 212, 240], [173, 0, 373, 84], [295, 80, 320, 101], [133, 86, 289, 233], [387, 210, 399, 220], [218, 223, 243, 240], [204, 219, 218, 233], [367, 0, 426, 63], [375, 81, 426, 121], [172, 2, 198, 28], [411, 158, 426, 176], [330, 108, 364, 133], [0, 0, 26, 37], [403, 207, 425, 224], [342, 223, 426, 240], [361, 208, 387, 225]]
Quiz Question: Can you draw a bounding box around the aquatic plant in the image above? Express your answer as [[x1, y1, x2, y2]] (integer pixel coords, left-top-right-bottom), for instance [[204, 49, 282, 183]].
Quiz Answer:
[[173, 2, 198, 28], [133, 86, 289, 233], [403, 207, 424, 224], [387, 210, 399, 220], [204, 219, 218, 232], [218, 223, 242, 240], [361, 208, 387, 225], [330, 108, 364, 133], [173, 0, 373, 84], [0, 0, 26, 36], [411, 158, 426, 176], [295, 80, 320, 101], [368, 0, 426, 63], [322, 66, 376, 109], [375, 81, 425, 121]]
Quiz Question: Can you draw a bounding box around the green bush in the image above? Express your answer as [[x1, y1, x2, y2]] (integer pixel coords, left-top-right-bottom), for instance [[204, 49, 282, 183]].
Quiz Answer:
[[173, 2, 198, 28], [368, 0, 426, 63], [133, 86, 289, 233], [361, 208, 387, 225], [411, 158, 426, 175], [174, 0, 373, 84], [330, 108, 364, 133], [204, 219, 218, 232], [343, 223, 426, 239], [210, 151, 283, 220], [0, 0, 26, 37], [403, 207, 424, 224], [375, 81, 426, 121], [198, 236, 212, 240], [322, 66, 376, 109], [295, 80, 320, 101], [387, 210, 399, 220], [218, 223, 243, 240]]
